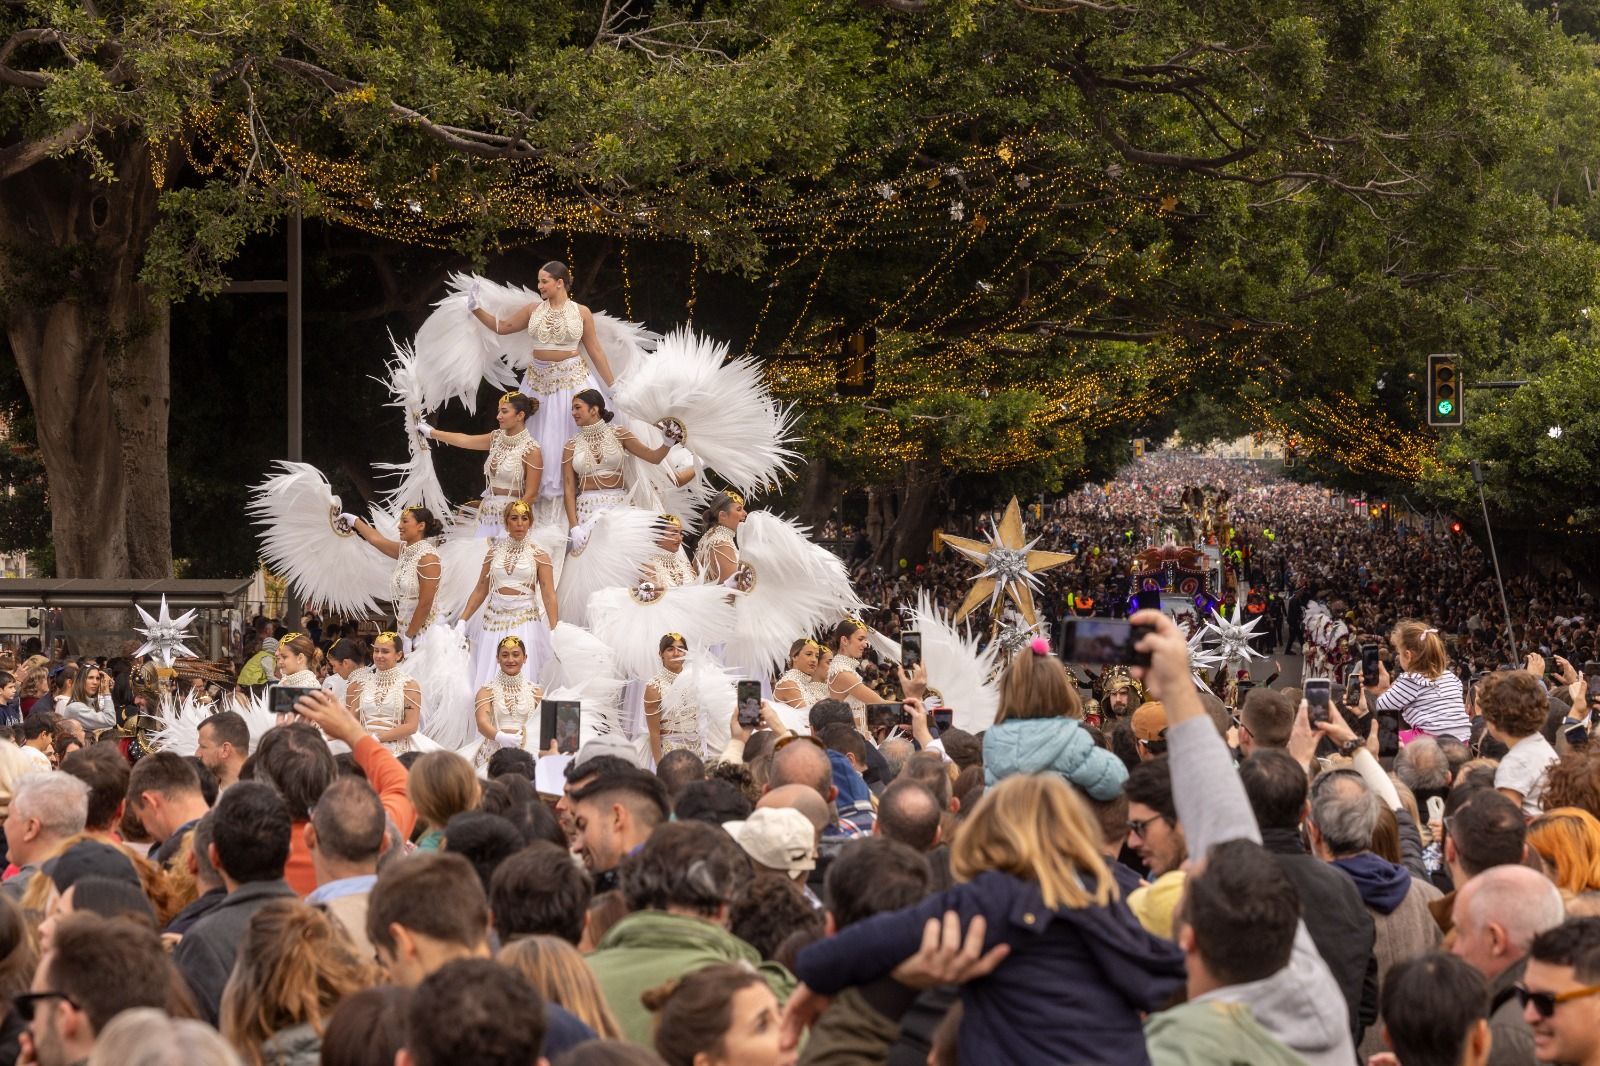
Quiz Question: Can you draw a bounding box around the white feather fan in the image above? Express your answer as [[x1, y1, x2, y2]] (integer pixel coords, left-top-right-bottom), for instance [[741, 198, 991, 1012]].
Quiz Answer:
[[586, 583, 739, 682], [248, 462, 393, 617]]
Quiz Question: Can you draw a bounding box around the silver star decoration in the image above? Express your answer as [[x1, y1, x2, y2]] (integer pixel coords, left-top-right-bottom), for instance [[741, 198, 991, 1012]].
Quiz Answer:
[[133, 596, 199, 667], [1198, 604, 1267, 673]]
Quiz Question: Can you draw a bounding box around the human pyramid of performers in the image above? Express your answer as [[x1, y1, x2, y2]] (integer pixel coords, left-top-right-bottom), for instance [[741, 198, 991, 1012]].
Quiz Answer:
[[200, 264, 997, 772]]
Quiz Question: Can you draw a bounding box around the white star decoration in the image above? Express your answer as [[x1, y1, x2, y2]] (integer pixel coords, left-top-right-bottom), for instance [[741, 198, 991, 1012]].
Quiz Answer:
[[1198, 604, 1267, 673], [133, 596, 199, 667]]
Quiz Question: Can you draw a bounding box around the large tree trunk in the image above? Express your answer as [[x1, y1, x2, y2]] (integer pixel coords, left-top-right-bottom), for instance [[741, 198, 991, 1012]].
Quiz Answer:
[[871, 461, 947, 569], [795, 455, 841, 532], [0, 139, 173, 647]]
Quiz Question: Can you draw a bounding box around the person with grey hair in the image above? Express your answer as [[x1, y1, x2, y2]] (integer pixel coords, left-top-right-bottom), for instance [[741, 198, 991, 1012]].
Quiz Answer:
[[2, 772, 89, 900], [1449, 864, 1567, 1066], [1306, 767, 1446, 1058], [879, 736, 914, 782], [84, 1007, 244, 1066], [1394, 736, 1451, 795]]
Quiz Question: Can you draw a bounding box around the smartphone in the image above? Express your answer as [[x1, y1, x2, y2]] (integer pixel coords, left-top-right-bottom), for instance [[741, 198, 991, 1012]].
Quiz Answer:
[[270, 686, 318, 716], [1345, 676, 1363, 706], [736, 681, 764, 728], [866, 703, 908, 732], [1305, 679, 1332, 726], [1361, 644, 1381, 687], [900, 631, 922, 671], [1587, 677, 1600, 702], [931, 706, 953, 733], [1061, 619, 1152, 667], [539, 700, 582, 755], [1585, 661, 1600, 679]]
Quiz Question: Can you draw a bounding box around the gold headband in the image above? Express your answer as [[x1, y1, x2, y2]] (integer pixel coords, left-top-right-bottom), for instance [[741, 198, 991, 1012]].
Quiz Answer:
[[724, 490, 745, 508], [842, 615, 866, 632], [805, 639, 824, 652], [501, 391, 522, 405], [658, 514, 682, 527], [374, 631, 401, 648], [506, 500, 533, 519], [280, 632, 305, 646], [402, 504, 424, 517], [665, 632, 685, 645], [498, 636, 526, 652]]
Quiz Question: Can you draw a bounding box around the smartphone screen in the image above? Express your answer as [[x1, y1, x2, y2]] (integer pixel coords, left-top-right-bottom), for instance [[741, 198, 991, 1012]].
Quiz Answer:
[[866, 703, 906, 732], [1062, 619, 1152, 667], [1361, 643, 1381, 687], [931, 706, 953, 733], [270, 686, 318, 716], [900, 632, 922, 671], [539, 699, 582, 754], [1585, 661, 1600, 679], [1305, 679, 1332, 725], [737, 681, 764, 727]]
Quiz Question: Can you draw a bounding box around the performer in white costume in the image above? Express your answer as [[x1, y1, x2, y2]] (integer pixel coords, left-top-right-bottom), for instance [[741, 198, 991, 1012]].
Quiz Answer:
[[695, 491, 748, 586], [642, 515, 697, 588], [772, 638, 828, 726], [643, 633, 697, 764], [474, 636, 544, 767], [346, 631, 421, 754], [562, 390, 674, 537], [825, 617, 899, 733], [417, 393, 541, 537], [340, 506, 446, 646], [459, 500, 557, 688], [465, 262, 620, 522]]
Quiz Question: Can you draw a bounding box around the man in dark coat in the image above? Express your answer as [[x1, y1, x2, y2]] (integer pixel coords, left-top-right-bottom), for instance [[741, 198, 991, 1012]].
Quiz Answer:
[[171, 781, 296, 1024], [1239, 750, 1378, 1048]]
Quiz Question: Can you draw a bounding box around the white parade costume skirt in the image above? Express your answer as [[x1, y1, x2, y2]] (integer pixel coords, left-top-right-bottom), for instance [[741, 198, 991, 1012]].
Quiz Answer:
[[466, 589, 556, 691], [521, 356, 599, 501]]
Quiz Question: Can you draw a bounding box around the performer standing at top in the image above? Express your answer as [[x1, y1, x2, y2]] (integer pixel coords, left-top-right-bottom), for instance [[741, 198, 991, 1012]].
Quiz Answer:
[[561, 390, 673, 540], [418, 393, 541, 537], [340, 507, 445, 647], [695, 491, 747, 585], [466, 262, 619, 520]]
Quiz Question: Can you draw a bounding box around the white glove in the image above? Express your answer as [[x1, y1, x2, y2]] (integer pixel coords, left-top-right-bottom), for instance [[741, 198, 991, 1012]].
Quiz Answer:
[[568, 525, 591, 555], [401, 634, 414, 656], [337, 512, 361, 530], [466, 282, 481, 312], [495, 730, 522, 750], [452, 619, 469, 637], [416, 420, 435, 439]]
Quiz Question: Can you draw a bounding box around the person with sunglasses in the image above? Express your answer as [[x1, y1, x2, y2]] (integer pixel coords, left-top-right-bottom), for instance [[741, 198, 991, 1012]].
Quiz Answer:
[[1519, 917, 1600, 1066]]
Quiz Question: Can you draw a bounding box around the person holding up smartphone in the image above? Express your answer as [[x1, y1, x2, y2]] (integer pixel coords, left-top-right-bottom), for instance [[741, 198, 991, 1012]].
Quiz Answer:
[[1364, 620, 1470, 743]]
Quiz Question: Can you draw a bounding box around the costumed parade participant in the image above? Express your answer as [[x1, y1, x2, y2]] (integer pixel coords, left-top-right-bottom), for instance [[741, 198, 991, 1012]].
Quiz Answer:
[[825, 617, 897, 733], [473, 636, 543, 767], [416, 392, 541, 537], [340, 507, 445, 647], [641, 515, 696, 589], [273, 631, 322, 689], [345, 631, 421, 754], [561, 389, 673, 536], [643, 633, 694, 764], [771, 638, 828, 731], [458, 500, 557, 688], [694, 492, 747, 585]]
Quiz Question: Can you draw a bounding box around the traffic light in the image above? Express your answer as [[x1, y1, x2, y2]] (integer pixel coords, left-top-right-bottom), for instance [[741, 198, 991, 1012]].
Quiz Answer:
[[1132, 438, 1145, 458], [1450, 520, 1463, 535], [835, 327, 877, 397], [1427, 354, 1463, 427]]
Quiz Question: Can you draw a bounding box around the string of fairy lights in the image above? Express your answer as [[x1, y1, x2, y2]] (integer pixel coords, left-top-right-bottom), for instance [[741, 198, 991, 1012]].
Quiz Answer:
[[170, 104, 1437, 481]]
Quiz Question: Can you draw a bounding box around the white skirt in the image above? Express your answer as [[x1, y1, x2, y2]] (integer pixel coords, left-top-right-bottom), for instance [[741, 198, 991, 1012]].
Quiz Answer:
[[467, 589, 556, 691], [521, 357, 600, 500], [576, 488, 628, 526]]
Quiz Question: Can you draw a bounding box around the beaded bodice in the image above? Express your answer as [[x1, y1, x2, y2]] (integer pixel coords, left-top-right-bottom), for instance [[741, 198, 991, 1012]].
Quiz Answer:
[[487, 535, 545, 596], [485, 429, 537, 494], [649, 668, 697, 739], [278, 669, 319, 689], [489, 672, 541, 733], [776, 668, 828, 709], [644, 549, 695, 589], [572, 423, 625, 480], [391, 540, 439, 621], [694, 525, 737, 580], [828, 653, 866, 709], [356, 666, 413, 729], [527, 299, 583, 352]]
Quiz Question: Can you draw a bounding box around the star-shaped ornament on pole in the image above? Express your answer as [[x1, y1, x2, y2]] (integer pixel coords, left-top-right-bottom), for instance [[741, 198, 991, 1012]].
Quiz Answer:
[[942, 498, 1074, 628], [133, 596, 200, 667]]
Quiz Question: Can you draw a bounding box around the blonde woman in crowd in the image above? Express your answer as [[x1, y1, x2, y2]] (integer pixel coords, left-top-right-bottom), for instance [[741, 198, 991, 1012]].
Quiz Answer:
[[499, 935, 623, 1039]]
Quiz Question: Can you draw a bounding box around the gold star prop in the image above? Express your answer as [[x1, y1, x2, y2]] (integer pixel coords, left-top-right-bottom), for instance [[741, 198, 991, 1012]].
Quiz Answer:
[[942, 497, 1074, 626]]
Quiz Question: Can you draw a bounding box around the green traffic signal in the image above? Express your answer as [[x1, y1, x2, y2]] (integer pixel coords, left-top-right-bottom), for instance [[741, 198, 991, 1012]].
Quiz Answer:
[[1437, 399, 1454, 416]]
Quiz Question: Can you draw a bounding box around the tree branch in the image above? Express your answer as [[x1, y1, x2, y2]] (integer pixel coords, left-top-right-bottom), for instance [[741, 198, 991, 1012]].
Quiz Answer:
[[0, 28, 60, 87], [0, 121, 93, 181], [271, 57, 542, 160]]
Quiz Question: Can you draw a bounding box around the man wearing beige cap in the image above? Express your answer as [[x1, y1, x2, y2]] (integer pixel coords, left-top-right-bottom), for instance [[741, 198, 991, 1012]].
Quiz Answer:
[[1131, 701, 1169, 762], [724, 807, 816, 884]]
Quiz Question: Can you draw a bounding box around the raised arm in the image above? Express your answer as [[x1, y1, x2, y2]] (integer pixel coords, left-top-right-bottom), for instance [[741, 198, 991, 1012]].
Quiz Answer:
[[618, 427, 671, 465], [343, 516, 403, 560], [424, 427, 496, 451], [579, 306, 616, 387], [471, 300, 537, 335]]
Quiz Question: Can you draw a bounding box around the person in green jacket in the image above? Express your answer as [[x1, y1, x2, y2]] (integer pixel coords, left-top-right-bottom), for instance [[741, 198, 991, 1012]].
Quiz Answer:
[[587, 820, 795, 1045]]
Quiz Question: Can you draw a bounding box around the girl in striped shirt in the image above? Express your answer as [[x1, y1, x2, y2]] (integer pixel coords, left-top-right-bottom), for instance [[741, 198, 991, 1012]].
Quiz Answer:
[[1367, 619, 1471, 742]]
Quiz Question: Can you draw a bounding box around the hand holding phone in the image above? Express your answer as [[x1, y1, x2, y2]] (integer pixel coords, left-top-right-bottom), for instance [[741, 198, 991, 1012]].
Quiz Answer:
[[737, 681, 764, 728], [1305, 679, 1332, 726], [900, 632, 922, 671], [539, 700, 582, 755], [1062, 619, 1152, 667], [1361, 644, 1381, 687], [270, 686, 319, 717]]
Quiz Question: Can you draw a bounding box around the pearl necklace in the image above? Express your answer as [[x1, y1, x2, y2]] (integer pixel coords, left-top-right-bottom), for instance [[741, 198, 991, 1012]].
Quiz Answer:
[[368, 665, 407, 705], [501, 534, 530, 575], [488, 428, 532, 482]]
